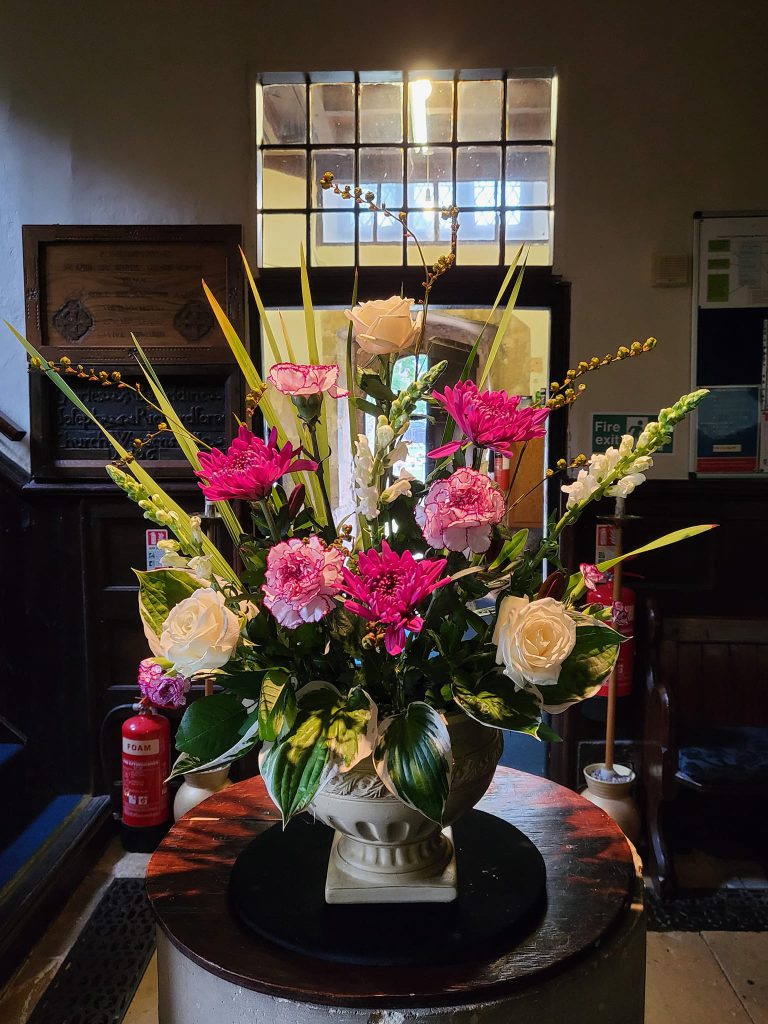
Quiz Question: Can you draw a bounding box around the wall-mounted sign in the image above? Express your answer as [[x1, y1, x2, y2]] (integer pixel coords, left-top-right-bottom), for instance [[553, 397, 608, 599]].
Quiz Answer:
[[591, 414, 673, 455], [696, 386, 760, 474], [146, 529, 169, 569]]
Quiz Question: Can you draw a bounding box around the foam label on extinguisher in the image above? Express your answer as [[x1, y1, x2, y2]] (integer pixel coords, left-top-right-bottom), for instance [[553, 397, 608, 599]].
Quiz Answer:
[[122, 738, 160, 755]]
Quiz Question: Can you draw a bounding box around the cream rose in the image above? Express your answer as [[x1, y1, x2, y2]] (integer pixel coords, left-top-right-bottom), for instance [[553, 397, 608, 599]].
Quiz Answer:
[[493, 596, 576, 689], [344, 296, 422, 356], [152, 588, 241, 676]]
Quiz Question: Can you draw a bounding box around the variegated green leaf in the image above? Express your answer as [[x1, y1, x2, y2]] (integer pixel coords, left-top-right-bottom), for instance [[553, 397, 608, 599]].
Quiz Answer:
[[373, 702, 451, 825]]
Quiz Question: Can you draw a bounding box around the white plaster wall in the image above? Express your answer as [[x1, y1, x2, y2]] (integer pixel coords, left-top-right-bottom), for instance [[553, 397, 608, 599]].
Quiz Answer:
[[1, 0, 765, 474]]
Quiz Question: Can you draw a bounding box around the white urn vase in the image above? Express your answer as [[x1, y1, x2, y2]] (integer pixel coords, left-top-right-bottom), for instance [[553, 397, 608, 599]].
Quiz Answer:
[[309, 713, 503, 904]]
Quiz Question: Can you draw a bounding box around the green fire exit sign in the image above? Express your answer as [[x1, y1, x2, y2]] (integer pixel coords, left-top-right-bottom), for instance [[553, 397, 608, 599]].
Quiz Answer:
[[591, 414, 674, 454]]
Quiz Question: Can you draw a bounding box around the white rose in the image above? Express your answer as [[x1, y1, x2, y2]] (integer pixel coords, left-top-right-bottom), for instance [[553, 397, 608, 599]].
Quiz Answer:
[[344, 296, 422, 356], [152, 588, 241, 676], [493, 596, 577, 689]]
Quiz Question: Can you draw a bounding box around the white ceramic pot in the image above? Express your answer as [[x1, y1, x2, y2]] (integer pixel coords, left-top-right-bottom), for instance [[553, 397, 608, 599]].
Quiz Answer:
[[173, 765, 232, 821], [581, 762, 641, 843], [309, 713, 503, 904]]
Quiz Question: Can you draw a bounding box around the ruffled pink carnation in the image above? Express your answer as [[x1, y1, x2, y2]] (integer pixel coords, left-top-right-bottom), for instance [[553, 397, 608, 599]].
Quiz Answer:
[[428, 380, 549, 459], [195, 425, 317, 502], [342, 540, 449, 656], [262, 536, 344, 629], [268, 362, 348, 398], [137, 659, 191, 708], [416, 467, 505, 554]]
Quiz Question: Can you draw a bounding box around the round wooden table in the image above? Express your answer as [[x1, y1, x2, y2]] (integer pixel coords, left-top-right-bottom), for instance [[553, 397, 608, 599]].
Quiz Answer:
[[147, 768, 645, 1023]]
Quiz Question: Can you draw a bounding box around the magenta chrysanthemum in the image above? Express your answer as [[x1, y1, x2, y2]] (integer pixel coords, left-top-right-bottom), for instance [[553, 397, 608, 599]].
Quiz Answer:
[[416, 467, 505, 554], [268, 362, 348, 399], [428, 380, 549, 459], [195, 425, 317, 502], [137, 659, 190, 709], [262, 536, 344, 629], [342, 540, 449, 656]]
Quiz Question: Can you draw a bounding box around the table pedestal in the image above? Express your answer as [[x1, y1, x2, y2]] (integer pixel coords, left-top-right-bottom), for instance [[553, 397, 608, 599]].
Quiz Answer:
[[148, 769, 646, 1024]]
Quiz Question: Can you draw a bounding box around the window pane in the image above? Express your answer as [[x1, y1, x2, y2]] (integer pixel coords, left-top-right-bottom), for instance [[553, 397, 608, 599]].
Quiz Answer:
[[259, 214, 305, 267], [359, 82, 403, 143], [311, 149, 355, 206], [359, 148, 404, 208], [407, 148, 453, 208], [456, 146, 501, 207], [260, 83, 306, 144], [457, 80, 502, 141], [505, 147, 552, 206], [408, 79, 453, 144], [310, 212, 355, 267], [506, 209, 553, 265], [507, 78, 553, 141], [260, 150, 307, 209], [310, 82, 355, 143], [406, 218, 452, 264], [457, 213, 500, 264], [359, 211, 403, 266]]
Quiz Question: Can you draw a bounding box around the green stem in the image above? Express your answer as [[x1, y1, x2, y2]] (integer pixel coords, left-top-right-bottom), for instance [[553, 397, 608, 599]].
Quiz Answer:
[[307, 422, 335, 532], [258, 499, 280, 543]]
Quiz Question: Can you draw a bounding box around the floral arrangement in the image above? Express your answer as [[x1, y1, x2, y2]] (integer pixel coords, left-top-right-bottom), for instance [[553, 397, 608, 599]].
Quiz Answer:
[[7, 183, 712, 826]]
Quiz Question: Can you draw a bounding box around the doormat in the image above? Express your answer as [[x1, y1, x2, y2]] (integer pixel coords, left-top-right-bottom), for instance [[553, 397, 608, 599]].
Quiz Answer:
[[27, 878, 155, 1024], [646, 887, 768, 931]]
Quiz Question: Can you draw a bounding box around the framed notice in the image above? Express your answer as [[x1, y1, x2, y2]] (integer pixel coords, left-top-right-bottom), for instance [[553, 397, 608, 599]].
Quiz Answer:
[[691, 212, 768, 475], [23, 225, 245, 479]]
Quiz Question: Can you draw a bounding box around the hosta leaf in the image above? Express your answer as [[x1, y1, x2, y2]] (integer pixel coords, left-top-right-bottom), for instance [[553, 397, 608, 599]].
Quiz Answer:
[[167, 709, 261, 781], [261, 687, 374, 823], [539, 622, 623, 712], [373, 703, 452, 825], [135, 568, 206, 638], [257, 670, 296, 742], [174, 693, 247, 763], [452, 673, 549, 739]]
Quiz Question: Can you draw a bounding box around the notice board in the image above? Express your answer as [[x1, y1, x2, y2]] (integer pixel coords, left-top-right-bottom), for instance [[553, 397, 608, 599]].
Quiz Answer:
[[692, 212, 768, 475]]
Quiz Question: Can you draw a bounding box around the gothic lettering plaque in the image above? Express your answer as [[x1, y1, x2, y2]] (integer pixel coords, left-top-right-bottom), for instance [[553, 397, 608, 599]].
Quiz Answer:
[[23, 226, 243, 360]]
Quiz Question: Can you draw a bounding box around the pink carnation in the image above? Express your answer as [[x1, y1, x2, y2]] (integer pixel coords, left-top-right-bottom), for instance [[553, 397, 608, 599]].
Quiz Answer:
[[428, 380, 549, 459], [195, 425, 317, 502], [137, 659, 191, 708], [268, 362, 348, 398], [580, 562, 607, 591], [262, 536, 344, 629], [342, 540, 449, 656], [416, 467, 505, 554]]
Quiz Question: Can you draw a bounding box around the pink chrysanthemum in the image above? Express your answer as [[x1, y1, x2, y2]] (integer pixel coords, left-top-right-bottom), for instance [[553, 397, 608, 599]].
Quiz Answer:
[[342, 540, 449, 656], [262, 536, 344, 629], [268, 362, 349, 399], [137, 659, 191, 709], [428, 380, 549, 459], [416, 467, 505, 554], [195, 425, 317, 502]]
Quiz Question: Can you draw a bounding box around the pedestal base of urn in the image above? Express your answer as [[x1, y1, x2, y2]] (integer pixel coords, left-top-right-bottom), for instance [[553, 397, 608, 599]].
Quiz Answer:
[[326, 827, 457, 904]]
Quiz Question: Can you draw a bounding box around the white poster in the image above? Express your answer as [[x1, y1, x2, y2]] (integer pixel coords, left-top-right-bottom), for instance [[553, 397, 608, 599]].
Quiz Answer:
[[698, 215, 768, 310]]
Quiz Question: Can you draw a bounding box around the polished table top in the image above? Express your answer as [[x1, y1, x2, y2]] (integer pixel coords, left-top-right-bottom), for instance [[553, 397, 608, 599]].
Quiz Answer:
[[146, 767, 636, 1009]]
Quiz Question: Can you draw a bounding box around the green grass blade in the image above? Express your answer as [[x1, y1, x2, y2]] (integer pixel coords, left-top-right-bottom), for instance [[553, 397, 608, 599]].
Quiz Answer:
[[460, 245, 523, 383], [300, 245, 319, 365], [478, 251, 527, 389], [240, 247, 293, 364]]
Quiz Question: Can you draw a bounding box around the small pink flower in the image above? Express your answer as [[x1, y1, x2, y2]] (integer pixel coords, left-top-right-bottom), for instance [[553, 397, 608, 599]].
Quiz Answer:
[[195, 425, 317, 502], [428, 380, 549, 459], [268, 363, 348, 398], [342, 540, 449, 656], [580, 562, 607, 591], [416, 467, 505, 554], [611, 601, 630, 628], [137, 659, 191, 709], [262, 536, 344, 629]]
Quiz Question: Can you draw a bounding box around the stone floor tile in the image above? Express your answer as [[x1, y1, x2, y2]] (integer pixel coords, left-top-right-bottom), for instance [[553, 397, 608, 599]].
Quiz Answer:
[[646, 931, 751, 1024], [123, 953, 159, 1024], [703, 932, 768, 1024]]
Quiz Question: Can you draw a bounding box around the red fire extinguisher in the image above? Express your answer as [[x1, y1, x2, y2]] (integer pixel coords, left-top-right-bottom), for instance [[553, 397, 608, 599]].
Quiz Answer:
[[591, 575, 635, 698], [121, 700, 171, 852]]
